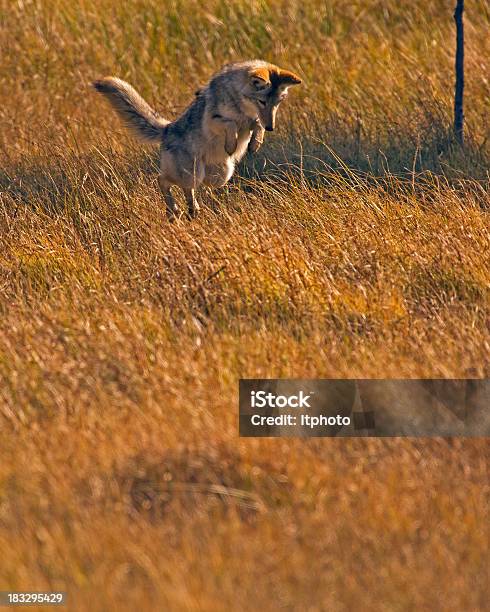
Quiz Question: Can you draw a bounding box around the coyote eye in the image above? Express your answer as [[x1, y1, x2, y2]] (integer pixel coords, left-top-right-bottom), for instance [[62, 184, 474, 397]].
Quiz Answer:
[[257, 99, 266, 108]]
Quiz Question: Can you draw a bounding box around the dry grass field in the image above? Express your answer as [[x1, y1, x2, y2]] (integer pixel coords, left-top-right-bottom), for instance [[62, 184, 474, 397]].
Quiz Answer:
[[0, 1, 489, 610]]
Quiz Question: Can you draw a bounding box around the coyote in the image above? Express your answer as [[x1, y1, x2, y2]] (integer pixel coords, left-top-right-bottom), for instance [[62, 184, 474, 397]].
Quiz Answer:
[[93, 60, 301, 219]]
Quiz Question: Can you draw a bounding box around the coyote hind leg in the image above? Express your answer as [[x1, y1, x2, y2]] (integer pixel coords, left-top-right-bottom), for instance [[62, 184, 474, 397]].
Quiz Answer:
[[159, 176, 179, 221], [183, 188, 200, 219]]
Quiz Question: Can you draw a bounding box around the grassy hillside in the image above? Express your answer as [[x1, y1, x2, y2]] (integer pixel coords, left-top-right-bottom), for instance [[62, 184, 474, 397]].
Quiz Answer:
[[0, 1, 489, 610]]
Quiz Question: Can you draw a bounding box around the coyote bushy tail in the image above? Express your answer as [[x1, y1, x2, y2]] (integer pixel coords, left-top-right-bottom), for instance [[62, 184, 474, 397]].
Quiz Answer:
[[92, 77, 169, 142]]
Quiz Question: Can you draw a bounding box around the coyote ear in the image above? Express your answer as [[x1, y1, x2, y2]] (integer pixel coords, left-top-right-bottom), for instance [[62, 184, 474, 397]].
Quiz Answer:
[[278, 69, 302, 86], [250, 68, 270, 89]]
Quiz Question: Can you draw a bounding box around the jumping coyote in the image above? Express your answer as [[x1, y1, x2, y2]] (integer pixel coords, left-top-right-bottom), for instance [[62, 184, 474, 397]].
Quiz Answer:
[[93, 60, 301, 219]]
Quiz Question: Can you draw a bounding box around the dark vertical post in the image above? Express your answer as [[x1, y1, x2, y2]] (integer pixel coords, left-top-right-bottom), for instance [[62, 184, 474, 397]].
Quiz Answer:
[[454, 0, 464, 146]]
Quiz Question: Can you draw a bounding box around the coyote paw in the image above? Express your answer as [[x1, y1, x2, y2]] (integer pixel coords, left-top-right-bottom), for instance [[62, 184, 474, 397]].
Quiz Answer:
[[248, 137, 263, 154], [187, 203, 200, 220], [166, 206, 180, 222], [224, 130, 238, 156]]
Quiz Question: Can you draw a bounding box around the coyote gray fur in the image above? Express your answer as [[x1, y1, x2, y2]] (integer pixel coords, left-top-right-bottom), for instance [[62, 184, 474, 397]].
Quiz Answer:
[[93, 60, 301, 219]]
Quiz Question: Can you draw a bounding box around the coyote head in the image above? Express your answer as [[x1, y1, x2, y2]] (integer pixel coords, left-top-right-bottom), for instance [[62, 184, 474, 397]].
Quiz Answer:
[[245, 65, 302, 131]]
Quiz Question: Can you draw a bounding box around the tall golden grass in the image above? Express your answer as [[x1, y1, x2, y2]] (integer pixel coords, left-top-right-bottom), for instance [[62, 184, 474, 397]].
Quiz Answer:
[[0, 1, 489, 610]]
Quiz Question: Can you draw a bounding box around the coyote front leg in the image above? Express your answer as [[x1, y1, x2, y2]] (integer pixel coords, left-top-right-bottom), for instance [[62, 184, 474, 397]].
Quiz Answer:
[[211, 115, 238, 156], [248, 120, 265, 154]]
